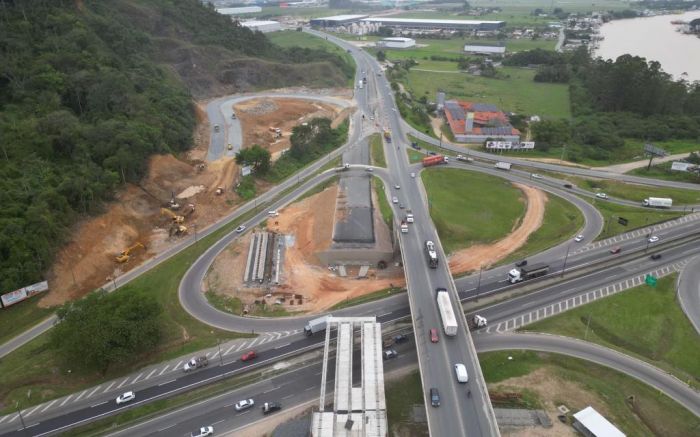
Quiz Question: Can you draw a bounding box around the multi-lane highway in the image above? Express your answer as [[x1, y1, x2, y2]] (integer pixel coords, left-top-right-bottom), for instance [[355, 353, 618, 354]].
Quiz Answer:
[[678, 254, 700, 334]]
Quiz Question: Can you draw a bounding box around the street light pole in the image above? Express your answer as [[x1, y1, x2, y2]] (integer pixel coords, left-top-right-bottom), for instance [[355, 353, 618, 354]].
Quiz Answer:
[[217, 339, 223, 367], [561, 245, 571, 277], [476, 265, 483, 301], [16, 402, 27, 436]]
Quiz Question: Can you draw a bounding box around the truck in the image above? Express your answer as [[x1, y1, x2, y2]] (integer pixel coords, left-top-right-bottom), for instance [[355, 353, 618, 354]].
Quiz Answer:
[[406, 210, 414, 223], [456, 154, 474, 163], [183, 356, 208, 372], [358, 80, 363, 89], [383, 129, 392, 143], [642, 197, 673, 208], [495, 161, 511, 170], [400, 221, 408, 233], [468, 314, 487, 330], [304, 315, 332, 336], [507, 263, 549, 284], [422, 155, 448, 167], [425, 240, 438, 269], [436, 288, 458, 337]]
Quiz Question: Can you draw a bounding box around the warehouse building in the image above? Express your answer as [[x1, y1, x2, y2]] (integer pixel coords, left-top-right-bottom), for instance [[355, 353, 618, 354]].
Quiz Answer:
[[361, 17, 505, 32], [310, 14, 369, 27], [464, 43, 506, 55], [241, 20, 282, 33], [377, 37, 416, 49]]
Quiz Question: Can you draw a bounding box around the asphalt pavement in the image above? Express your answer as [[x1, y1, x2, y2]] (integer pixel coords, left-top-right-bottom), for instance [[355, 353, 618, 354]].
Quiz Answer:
[[677, 254, 700, 334]]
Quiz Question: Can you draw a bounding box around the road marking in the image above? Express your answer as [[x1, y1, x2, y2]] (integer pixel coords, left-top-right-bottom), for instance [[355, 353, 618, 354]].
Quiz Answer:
[[224, 343, 238, 355], [159, 380, 176, 386], [238, 410, 251, 416], [86, 386, 102, 399], [25, 422, 39, 428], [282, 394, 295, 400], [159, 365, 170, 376], [263, 387, 280, 394], [6, 414, 18, 423], [131, 372, 145, 384], [212, 419, 225, 426], [235, 343, 247, 352], [304, 386, 315, 392], [145, 368, 158, 380], [23, 404, 43, 418], [377, 312, 392, 318], [116, 377, 130, 389], [248, 338, 259, 347], [60, 395, 74, 407], [275, 342, 291, 350], [73, 390, 88, 403], [91, 401, 108, 408], [0, 414, 10, 424], [157, 424, 176, 432], [40, 399, 58, 413], [174, 360, 184, 371], [103, 381, 116, 393]]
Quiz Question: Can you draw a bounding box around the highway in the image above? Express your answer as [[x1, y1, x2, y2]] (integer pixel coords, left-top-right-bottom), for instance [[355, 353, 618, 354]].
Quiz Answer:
[[677, 254, 700, 334]]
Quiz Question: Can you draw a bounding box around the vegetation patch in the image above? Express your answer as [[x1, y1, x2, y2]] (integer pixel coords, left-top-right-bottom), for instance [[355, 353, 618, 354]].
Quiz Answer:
[[422, 168, 526, 253], [330, 286, 405, 310], [629, 161, 700, 184], [373, 178, 393, 230], [565, 175, 700, 205], [370, 133, 386, 167], [385, 370, 427, 435], [590, 200, 682, 241]]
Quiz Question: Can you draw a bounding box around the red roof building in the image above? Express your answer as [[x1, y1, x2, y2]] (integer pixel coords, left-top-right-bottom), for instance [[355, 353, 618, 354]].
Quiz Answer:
[[443, 100, 520, 142]]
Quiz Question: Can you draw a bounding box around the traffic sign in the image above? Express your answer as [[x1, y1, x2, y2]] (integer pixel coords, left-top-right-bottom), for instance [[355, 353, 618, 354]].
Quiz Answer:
[[645, 274, 657, 287]]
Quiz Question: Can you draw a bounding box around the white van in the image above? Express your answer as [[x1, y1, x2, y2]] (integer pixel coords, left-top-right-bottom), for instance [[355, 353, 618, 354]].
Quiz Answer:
[[454, 363, 468, 383]]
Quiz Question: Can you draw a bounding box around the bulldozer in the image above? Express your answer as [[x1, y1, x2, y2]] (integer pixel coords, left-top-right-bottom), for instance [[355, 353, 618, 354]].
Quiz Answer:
[[161, 208, 185, 224], [182, 203, 196, 217], [116, 242, 145, 263], [169, 224, 188, 237], [168, 191, 181, 210]]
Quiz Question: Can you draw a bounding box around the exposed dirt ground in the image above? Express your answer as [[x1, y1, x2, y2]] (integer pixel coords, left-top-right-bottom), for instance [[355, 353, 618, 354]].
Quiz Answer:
[[41, 95, 349, 308], [448, 183, 547, 274], [205, 184, 404, 313], [491, 366, 614, 437]]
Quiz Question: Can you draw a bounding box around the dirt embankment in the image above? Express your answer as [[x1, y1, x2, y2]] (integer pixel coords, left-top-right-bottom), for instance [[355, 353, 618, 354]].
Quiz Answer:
[[448, 183, 547, 274], [206, 184, 404, 313]]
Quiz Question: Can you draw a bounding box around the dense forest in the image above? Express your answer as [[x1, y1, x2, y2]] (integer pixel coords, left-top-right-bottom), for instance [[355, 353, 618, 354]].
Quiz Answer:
[[0, 0, 354, 297], [507, 48, 700, 160]]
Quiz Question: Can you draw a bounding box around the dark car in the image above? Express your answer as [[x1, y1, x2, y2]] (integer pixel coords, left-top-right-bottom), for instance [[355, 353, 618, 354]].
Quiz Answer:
[[393, 334, 409, 344], [515, 259, 527, 267], [430, 388, 440, 407], [262, 402, 282, 415], [650, 253, 662, 260], [563, 183, 573, 189], [428, 151, 437, 156]]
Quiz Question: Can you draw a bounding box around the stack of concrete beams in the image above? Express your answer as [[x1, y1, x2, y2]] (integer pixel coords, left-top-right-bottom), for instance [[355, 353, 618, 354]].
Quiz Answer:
[[244, 232, 278, 284]]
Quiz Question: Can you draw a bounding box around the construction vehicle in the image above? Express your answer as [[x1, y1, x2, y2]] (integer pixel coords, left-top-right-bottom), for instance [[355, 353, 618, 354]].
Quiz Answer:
[[383, 129, 391, 143], [269, 127, 282, 138], [168, 192, 181, 210], [169, 224, 188, 237], [215, 186, 225, 195], [116, 242, 145, 263], [182, 203, 196, 217], [161, 208, 185, 224]]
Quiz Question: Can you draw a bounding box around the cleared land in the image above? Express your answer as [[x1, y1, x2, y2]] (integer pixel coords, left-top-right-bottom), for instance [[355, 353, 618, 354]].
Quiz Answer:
[[525, 274, 700, 388]]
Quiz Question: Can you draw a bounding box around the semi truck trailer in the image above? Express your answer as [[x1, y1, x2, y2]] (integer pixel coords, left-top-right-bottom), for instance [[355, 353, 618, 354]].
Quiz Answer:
[[495, 162, 512, 170], [436, 288, 458, 336], [642, 197, 672, 208], [422, 155, 449, 167], [304, 315, 332, 336], [508, 263, 549, 283]]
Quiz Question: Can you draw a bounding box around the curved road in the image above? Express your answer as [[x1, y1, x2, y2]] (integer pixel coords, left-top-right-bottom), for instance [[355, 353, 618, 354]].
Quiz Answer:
[[677, 254, 700, 334]]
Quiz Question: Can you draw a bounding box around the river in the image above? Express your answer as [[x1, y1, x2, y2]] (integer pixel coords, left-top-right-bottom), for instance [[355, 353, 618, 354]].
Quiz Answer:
[[596, 11, 700, 82]]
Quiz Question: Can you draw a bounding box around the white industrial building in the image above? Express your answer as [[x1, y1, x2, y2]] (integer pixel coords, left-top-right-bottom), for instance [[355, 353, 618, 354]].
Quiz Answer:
[[310, 317, 387, 437], [361, 17, 506, 32], [216, 6, 262, 16], [464, 44, 506, 55], [573, 406, 625, 437], [377, 37, 416, 49], [241, 20, 281, 33]]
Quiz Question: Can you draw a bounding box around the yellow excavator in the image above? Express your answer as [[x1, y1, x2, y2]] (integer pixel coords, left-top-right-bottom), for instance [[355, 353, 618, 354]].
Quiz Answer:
[[161, 208, 185, 224], [116, 242, 145, 263]]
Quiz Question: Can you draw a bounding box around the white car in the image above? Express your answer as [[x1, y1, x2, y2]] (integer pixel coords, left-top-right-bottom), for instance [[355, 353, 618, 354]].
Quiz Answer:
[[596, 192, 608, 199], [191, 426, 214, 437], [454, 363, 468, 383], [116, 391, 135, 405], [268, 210, 279, 217], [531, 173, 543, 179], [392, 197, 398, 204], [574, 234, 584, 242], [394, 184, 401, 190], [235, 225, 246, 233], [410, 172, 416, 178], [648, 236, 660, 243], [234, 399, 255, 411]]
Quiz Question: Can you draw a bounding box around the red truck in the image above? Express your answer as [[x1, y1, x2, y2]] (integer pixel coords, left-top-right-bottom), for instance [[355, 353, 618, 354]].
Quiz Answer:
[[422, 155, 449, 167]]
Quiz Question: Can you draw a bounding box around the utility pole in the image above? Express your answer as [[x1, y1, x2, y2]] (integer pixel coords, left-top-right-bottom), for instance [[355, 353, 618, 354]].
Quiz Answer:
[[559, 143, 567, 164], [476, 265, 483, 301], [217, 338, 223, 366], [561, 245, 571, 277], [15, 402, 27, 437]]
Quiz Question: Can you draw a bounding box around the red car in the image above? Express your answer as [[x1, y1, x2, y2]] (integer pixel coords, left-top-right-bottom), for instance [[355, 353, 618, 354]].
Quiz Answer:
[[430, 328, 439, 343], [241, 350, 257, 362]]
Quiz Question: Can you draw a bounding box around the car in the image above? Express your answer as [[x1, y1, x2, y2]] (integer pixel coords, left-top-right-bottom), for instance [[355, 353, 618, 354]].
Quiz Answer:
[[515, 259, 528, 267], [116, 391, 135, 405], [241, 350, 257, 361], [365, 167, 373, 172], [531, 173, 543, 179], [191, 426, 214, 437], [429, 328, 439, 343], [214, 124, 220, 132], [596, 192, 608, 199], [235, 225, 246, 233], [454, 363, 469, 383], [609, 246, 622, 254], [430, 388, 440, 407], [369, 116, 374, 120], [428, 151, 437, 156], [392, 197, 398, 204], [648, 235, 660, 243], [268, 210, 279, 217], [650, 253, 662, 260], [399, 203, 405, 209], [383, 349, 398, 360], [393, 334, 409, 343], [574, 234, 584, 242], [394, 184, 400, 190], [563, 183, 573, 189], [410, 172, 416, 178], [234, 399, 254, 411], [262, 402, 282, 415]]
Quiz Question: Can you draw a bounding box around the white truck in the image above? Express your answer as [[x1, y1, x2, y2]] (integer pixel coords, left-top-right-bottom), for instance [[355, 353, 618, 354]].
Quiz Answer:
[[358, 80, 364, 89], [468, 314, 487, 330], [406, 210, 414, 223], [304, 315, 332, 336], [400, 221, 408, 233], [456, 154, 474, 162], [436, 288, 458, 337], [495, 161, 512, 170], [642, 197, 672, 208]]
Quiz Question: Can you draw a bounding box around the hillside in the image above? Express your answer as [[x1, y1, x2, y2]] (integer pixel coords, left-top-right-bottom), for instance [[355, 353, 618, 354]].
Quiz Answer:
[[0, 0, 353, 297]]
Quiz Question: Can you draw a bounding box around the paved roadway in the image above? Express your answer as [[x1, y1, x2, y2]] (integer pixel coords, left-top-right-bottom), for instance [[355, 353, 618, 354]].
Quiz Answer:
[[677, 254, 700, 334]]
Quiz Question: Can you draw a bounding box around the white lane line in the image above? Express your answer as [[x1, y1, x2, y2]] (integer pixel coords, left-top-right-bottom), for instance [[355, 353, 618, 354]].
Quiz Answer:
[[60, 395, 74, 407], [23, 404, 43, 418], [131, 372, 145, 384], [91, 401, 108, 408], [6, 414, 18, 423], [224, 343, 238, 355], [40, 399, 58, 413], [158, 424, 176, 432], [74, 390, 88, 403], [159, 379, 176, 386], [145, 368, 158, 380], [116, 377, 130, 389], [377, 312, 392, 318], [159, 365, 170, 376], [0, 414, 11, 424], [173, 360, 184, 371], [263, 387, 280, 394], [282, 394, 295, 400], [86, 386, 102, 399], [248, 338, 259, 348], [304, 386, 315, 392], [235, 343, 247, 352], [212, 419, 225, 426], [103, 381, 116, 393], [275, 342, 291, 350]]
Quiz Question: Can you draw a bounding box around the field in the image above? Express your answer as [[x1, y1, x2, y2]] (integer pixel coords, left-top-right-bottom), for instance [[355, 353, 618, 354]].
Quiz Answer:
[[422, 168, 525, 253], [630, 161, 700, 184], [524, 274, 700, 389], [403, 66, 570, 119], [590, 199, 683, 241], [370, 133, 386, 167]]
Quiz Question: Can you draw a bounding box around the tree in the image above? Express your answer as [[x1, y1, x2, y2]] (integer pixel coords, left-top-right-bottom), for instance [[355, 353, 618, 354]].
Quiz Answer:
[[376, 50, 386, 62], [531, 120, 571, 151], [236, 145, 271, 174], [50, 290, 162, 373]]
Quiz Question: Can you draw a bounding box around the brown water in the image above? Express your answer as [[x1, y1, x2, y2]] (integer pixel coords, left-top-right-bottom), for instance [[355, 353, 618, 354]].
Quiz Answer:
[[596, 11, 700, 82]]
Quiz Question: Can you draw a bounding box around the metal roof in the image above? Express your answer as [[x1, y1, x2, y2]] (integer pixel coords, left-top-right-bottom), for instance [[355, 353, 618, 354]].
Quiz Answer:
[[314, 14, 368, 22], [363, 17, 504, 25], [573, 406, 626, 437]]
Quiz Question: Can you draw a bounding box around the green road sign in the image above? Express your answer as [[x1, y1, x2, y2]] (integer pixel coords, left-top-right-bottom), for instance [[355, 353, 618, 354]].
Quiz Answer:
[[645, 274, 657, 287]]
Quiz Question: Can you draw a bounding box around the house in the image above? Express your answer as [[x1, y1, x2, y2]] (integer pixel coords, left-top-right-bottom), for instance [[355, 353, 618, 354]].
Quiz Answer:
[[443, 100, 520, 143]]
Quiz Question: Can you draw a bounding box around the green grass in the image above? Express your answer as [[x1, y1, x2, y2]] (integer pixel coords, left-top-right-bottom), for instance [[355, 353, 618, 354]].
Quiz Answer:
[[407, 148, 423, 163], [259, 7, 350, 18], [330, 286, 406, 310], [370, 133, 386, 167], [591, 199, 683, 241], [373, 177, 393, 229], [385, 370, 427, 434], [480, 350, 700, 436], [422, 168, 526, 253], [297, 175, 339, 202], [408, 135, 456, 156], [563, 175, 700, 205], [501, 192, 584, 266], [205, 290, 242, 314], [629, 161, 700, 185], [0, 297, 54, 346], [524, 274, 700, 388], [402, 66, 570, 119]]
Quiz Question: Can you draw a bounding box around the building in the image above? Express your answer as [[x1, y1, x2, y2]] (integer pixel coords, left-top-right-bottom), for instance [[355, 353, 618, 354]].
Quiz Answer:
[[377, 37, 416, 49], [443, 100, 520, 143], [310, 317, 388, 437], [572, 406, 625, 437], [216, 6, 262, 16], [361, 17, 505, 32], [464, 43, 506, 55], [310, 14, 369, 28], [241, 20, 281, 33]]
